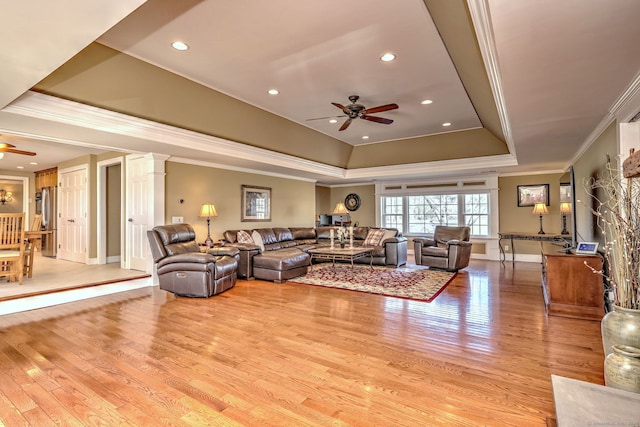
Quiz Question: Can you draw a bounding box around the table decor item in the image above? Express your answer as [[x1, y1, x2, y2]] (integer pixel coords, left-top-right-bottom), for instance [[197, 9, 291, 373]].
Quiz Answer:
[[585, 152, 640, 392]]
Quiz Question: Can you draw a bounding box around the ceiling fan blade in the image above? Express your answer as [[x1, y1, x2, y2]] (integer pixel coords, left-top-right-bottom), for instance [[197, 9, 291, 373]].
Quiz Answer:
[[339, 118, 353, 131], [361, 103, 399, 115], [361, 115, 393, 125], [306, 115, 343, 121], [331, 103, 351, 114], [0, 148, 37, 156]]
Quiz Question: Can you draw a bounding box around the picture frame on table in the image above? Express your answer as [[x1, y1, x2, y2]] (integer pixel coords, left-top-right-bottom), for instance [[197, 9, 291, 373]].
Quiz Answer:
[[517, 184, 549, 207], [241, 185, 271, 222]]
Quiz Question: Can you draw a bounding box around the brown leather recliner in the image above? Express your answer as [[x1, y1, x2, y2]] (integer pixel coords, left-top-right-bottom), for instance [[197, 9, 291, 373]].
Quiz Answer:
[[413, 226, 472, 271], [147, 224, 239, 297]]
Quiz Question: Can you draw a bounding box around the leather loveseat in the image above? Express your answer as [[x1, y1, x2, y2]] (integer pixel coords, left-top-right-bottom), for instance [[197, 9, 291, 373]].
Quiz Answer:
[[147, 224, 240, 297], [223, 226, 407, 282]]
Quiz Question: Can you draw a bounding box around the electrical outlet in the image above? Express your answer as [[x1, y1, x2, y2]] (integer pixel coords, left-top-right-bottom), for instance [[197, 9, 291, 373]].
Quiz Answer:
[[504, 244, 509, 252], [172, 216, 184, 224], [608, 290, 615, 302]]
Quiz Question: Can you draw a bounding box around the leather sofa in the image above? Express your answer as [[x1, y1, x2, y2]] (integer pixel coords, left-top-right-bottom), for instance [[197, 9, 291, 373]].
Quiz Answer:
[[413, 225, 472, 271], [147, 223, 240, 297], [223, 226, 407, 282]]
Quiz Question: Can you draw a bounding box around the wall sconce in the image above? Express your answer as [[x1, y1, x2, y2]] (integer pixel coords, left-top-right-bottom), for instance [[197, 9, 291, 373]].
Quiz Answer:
[[0, 189, 13, 205], [199, 203, 218, 247], [560, 202, 572, 235], [532, 202, 549, 234]]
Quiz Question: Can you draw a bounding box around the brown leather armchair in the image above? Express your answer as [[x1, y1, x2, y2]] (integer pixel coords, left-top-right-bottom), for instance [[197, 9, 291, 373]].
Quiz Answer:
[[413, 226, 472, 271], [147, 224, 239, 297]]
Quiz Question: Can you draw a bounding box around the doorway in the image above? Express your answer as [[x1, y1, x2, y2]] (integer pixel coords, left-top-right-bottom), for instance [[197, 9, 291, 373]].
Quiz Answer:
[[97, 157, 124, 266]]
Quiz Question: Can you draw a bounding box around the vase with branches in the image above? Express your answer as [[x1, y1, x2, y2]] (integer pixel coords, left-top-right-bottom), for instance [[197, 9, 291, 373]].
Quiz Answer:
[[585, 153, 640, 392], [585, 158, 640, 311]]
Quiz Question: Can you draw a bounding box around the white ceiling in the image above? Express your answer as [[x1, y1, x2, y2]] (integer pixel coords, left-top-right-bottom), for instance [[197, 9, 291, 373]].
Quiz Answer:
[[1, 0, 640, 181]]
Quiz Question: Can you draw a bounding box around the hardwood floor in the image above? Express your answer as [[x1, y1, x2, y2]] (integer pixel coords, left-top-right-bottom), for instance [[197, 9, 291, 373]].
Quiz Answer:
[[0, 253, 149, 301], [0, 260, 605, 426]]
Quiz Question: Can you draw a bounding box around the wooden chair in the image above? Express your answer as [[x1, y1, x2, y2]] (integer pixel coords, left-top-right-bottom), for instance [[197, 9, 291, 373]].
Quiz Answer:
[[23, 214, 42, 278], [0, 213, 25, 284]]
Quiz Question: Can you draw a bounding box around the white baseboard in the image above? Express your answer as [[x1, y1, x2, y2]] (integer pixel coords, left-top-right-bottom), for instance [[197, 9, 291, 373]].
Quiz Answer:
[[107, 255, 122, 264]]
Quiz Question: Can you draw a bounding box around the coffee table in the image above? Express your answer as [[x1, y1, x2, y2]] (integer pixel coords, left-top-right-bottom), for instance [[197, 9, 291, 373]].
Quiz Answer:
[[308, 246, 373, 271]]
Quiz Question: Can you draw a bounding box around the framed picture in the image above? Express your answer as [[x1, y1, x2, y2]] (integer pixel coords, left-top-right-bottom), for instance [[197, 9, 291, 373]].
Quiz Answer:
[[517, 184, 549, 207], [241, 185, 271, 222], [560, 183, 572, 203]]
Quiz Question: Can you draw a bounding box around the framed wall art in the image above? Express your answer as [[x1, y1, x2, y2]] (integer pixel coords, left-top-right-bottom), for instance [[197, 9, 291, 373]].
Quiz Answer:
[[560, 183, 572, 203], [517, 184, 549, 207], [241, 185, 271, 222]]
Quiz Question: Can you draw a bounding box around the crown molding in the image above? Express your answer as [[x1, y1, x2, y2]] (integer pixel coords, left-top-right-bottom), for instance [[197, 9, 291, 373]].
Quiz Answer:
[[5, 91, 521, 184], [345, 154, 517, 180], [467, 0, 517, 158], [168, 156, 318, 183], [4, 91, 345, 179]]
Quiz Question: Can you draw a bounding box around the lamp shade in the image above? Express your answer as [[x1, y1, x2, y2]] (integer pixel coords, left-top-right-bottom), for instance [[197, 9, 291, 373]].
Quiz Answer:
[[333, 202, 348, 215], [199, 203, 218, 218], [532, 203, 549, 215], [560, 202, 572, 213]]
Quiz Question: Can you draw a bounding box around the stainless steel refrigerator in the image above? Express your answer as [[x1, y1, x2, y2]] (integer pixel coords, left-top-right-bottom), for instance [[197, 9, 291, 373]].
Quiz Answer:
[[41, 186, 57, 257]]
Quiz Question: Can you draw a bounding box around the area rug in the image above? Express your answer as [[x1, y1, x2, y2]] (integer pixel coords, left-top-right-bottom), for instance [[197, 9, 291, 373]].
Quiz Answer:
[[290, 264, 456, 302]]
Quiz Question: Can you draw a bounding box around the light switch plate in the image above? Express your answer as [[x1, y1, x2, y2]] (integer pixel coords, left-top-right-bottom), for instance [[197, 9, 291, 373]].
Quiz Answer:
[[171, 216, 184, 224]]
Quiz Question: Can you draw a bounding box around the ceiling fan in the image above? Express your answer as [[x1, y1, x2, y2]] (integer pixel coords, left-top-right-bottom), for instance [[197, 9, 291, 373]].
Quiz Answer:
[[309, 95, 399, 131], [0, 135, 37, 156]]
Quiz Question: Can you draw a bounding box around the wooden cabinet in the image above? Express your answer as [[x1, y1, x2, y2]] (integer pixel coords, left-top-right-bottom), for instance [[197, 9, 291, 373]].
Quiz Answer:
[[35, 167, 57, 190], [542, 252, 604, 320]]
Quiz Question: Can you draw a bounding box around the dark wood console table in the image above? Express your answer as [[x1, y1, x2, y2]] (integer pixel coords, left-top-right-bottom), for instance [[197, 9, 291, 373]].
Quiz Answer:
[[498, 232, 571, 266]]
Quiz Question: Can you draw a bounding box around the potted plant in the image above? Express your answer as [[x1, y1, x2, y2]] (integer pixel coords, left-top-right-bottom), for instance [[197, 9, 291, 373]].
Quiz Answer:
[[586, 151, 640, 392]]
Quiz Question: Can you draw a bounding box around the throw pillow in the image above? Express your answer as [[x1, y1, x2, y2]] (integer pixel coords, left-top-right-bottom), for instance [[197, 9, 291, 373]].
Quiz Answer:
[[236, 230, 254, 244], [251, 230, 266, 253], [363, 228, 385, 247]]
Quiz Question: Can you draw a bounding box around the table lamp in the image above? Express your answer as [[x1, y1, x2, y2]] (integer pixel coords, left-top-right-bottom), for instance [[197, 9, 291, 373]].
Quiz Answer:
[[560, 202, 572, 235], [333, 202, 348, 226], [532, 202, 549, 234], [199, 203, 218, 247]]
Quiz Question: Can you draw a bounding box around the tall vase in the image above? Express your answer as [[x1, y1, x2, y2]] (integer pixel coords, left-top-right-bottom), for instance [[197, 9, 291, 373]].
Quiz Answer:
[[604, 345, 640, 393], [601, 306, 640, 357]]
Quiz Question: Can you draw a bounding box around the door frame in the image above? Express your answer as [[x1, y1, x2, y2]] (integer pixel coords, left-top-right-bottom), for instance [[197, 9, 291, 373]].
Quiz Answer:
[[58, 164, 89, 264], [97, 157, 125, 266], [0, 175, 29, 223]]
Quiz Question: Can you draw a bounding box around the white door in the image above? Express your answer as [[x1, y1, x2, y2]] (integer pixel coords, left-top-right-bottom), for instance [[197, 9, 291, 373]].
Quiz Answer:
[[58, 166, 88, 263], [125, 153, 167, 274], [126, 157, 149, 271]]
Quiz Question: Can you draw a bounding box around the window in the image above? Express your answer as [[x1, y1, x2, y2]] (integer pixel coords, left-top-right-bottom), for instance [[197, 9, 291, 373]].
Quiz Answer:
[[381, 196, 403, 230], [381, 192, 490, 237]]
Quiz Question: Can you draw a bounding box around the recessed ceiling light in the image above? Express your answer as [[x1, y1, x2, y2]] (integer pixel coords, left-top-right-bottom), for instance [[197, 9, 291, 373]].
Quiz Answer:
[[30, 162, 38, 165], [380, 53, 396, 62], [267, 89, 280, 95], [171, 41, 189, 51], [16, 166, 24, 169], [421, 99, 433, 105], [362, 136, 369, 140], [442, 122, 452, 127], [329, 119, 338, 123]]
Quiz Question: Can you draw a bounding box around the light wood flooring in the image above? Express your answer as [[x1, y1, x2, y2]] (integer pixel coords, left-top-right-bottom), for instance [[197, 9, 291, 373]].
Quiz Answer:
[[0, 260, 605, 426], [0, 253, 149, 301]]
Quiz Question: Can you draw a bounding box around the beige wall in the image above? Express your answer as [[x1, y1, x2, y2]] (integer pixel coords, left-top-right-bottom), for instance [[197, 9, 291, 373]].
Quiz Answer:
[[573, 122, 617, 243], [315, 185, 331, 218], [165, 162, 316, 243], [327, 185, 376, 227], [498, 173, 565, 255]]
